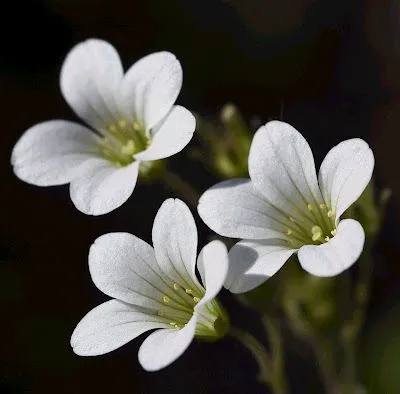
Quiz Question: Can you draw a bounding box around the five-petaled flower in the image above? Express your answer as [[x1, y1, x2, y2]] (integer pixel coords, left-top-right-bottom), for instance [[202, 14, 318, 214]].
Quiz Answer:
[[11, 39, 195, 215], [71, 198, 229, 371], [198, 121, 374, 294]]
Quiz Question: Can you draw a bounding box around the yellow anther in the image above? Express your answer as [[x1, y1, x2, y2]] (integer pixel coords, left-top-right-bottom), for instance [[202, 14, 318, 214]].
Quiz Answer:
[[311, 225, 323, 242], [289, 217, 296, 222], [331, 229, 337, 236], [157, 310, 164, 317], [193, 297, 200, 303], [307, 204, 313, 211], [108, 124, 117, 132], [133, 121, 141, 131], [118, 119, 127, 128], [163, 296, 170, 304], [120, 140, 135, 156], [324, 236, 330, 242], [173, 283, 180, 290], [319, 203, 326, 210], [327, 209, 334, 218], [185, 289, 193, 295], [286, 228, 292, 236]]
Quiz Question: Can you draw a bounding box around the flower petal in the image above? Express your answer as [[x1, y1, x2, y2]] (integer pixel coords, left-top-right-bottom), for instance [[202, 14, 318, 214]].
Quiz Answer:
[[152, 199, 201, 291], [69, 158, 139, 215], [225, 239, 295, 294], [121, 51, 182, 130], [134, 106, 195, 161], [11, 120, 99, 186], [138, 315, 197, 371], [248, 121, 323, 219], [298, 219, 365, 277], [89, 233, 180, 310], [196, 240, 228, 306], [198, 179, 286, 239], [60, 39, 123, 130], [318, 139, 374, 218], [71, 299, 167, 356]]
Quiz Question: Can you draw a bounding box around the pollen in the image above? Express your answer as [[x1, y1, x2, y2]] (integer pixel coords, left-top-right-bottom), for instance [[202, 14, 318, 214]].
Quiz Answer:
[[118, 119, 127, 128], [311, 225, 323, 242]]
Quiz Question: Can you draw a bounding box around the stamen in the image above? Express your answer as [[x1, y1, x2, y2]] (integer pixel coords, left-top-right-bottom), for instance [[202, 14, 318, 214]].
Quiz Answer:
[[173, 283, 180, 290], [307, 204, 313, 211], [286, 228, 292, 236], [311, 225, 323, 242], [185, 289, 194, 295], [289, 216, 296, 222], [327, 209, 335, 218], [193, 297, 200, 303], [319, 203, 326, 210], [118, 119, 127, 128], [133, 121, 141, 131], [331, 229, 337, 236], [108, 125, 117, 133], [120, 140, 135, 156], [324, 236, 330, 242], [157, 310, 164, 317], [163, 296, 170, 304]]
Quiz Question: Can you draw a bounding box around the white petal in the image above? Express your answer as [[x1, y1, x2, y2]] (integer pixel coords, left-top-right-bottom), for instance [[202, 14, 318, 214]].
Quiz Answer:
[[121, 51, 182, 130], [89, 232, 184, 310], [318, 139, 374, 218], [198, 179, 286, 239], [248, 121, 323, 219], [196, 240, 228, 306], [298, 219, 365, 277], [11, 120, 98, 186], [152, 199, 201, 290], [71, 299, 167, 356], [134, 106, 195, 161], [138, 315, 197, 371], [69, 158, 139, 215], [60, 39, 123, 130], [226, 239, 295, 294]]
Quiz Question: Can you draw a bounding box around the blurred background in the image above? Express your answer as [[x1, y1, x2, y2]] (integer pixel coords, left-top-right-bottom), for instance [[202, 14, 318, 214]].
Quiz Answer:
[[1, 0, 400, 393]]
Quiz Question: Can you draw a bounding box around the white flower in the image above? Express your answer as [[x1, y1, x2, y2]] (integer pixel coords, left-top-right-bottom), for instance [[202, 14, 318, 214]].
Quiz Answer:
[[71, 198, 229, 371], [11, 39, 195, 215], [198, 121, 374, 294]]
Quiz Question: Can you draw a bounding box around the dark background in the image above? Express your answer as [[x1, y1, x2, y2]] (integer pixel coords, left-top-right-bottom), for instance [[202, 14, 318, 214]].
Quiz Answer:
[[1, 0, 400, 393]]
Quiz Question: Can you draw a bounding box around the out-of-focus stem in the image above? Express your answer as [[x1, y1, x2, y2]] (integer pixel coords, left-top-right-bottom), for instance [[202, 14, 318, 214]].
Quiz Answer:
[[231, 326, 289, 394], [162, 170, 199, 208]]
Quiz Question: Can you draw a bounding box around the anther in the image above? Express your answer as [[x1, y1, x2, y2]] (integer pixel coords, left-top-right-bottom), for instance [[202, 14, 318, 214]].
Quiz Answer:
[[185, 289, 193, 295], [286, 229, 292, 236], [118, 119, 127, 128], [319, 203, 326, 210], [324, 236, 330, 242], [193, 297, 200, 303], [331, 229, 337, 236], [307, 204, 313, 211], [289, 217, 296, 222], [327, 209, 334, 218], [311, 225, 323, 242], [163, 296, 170, 304], [173, 283, 180, 290], [133, 121, 141, 131], [108, 125, 117, 132], [157, 310, 164, 317], [120, 140, 135, 156]]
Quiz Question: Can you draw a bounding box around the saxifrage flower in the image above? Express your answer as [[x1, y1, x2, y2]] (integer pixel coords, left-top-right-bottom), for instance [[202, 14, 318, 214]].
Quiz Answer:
[[198, 121, 374, 293], [71, 198, 229, 371], [12, 39, 195, 215]]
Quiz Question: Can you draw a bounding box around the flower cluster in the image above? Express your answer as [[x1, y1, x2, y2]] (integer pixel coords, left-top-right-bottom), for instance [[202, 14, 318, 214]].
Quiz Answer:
[[11, 38, 375, 373]]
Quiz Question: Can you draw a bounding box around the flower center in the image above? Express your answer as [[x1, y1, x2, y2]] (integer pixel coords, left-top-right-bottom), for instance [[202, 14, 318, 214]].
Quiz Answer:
[[283, 202, 337, 248], [97, 118, 149, 166], [157, 282, 228, 339]]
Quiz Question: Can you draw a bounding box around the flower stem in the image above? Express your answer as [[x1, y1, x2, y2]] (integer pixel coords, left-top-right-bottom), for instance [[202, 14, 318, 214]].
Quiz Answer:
[[162, 170, 199, 208], [230, 326, 289, 394]]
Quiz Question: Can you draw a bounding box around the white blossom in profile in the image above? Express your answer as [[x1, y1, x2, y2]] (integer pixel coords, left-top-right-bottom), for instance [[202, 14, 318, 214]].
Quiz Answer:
[[71, 199, 229, 371], [11, 39, 195, 215], [198, 121, 374, 294]]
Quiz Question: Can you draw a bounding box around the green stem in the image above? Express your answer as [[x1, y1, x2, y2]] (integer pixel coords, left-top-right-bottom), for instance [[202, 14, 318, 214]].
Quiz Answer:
[[162, 170, 200, 208], [231, 326, 289, 394], [261, 315, 289, 394]]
